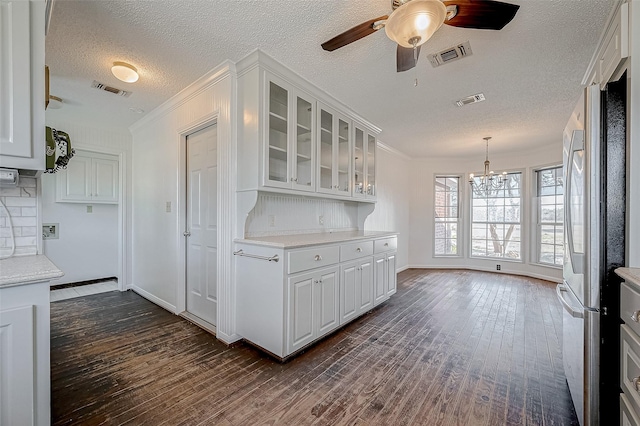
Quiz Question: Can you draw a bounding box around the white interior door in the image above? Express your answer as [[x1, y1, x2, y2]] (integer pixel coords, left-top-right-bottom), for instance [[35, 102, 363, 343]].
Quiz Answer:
[[186, 125, 218, 326]]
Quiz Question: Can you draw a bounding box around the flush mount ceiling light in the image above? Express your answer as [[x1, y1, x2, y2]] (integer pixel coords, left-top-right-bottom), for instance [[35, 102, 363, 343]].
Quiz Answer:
[[111, 61, 139, 83], [384, 0, 446, 49]]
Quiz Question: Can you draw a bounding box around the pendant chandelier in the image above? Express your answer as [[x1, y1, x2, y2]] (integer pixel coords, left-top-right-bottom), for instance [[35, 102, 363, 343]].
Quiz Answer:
[[469, 137, 506, 197]]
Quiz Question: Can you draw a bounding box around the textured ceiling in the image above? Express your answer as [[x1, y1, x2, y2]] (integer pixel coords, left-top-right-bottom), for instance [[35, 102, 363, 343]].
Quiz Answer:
[[45, 0, 613, 158]]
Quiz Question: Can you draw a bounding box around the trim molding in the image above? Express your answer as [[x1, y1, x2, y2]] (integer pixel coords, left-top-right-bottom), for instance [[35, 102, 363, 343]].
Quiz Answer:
[[131, 284, 177, 313], [377, 140, 411, 160], [405, 265, 561, 283]]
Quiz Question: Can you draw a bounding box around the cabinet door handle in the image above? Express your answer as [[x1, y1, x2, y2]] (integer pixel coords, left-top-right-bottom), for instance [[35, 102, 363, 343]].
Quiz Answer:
[[291, 177, 298, 182], [183, 231, 191, 237], [356, 247, 362, 252], [384, 243, 389, 247], [314, 255, 322, 261], [633, 376, 640, 392], [632, 310, 640, 322]]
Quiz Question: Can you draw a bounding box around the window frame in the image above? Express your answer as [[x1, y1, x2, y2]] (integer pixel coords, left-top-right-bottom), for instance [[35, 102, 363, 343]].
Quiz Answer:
[[469, 170, 524, 262], [433, 174, 462, 258], [532, 164, 564, 268]]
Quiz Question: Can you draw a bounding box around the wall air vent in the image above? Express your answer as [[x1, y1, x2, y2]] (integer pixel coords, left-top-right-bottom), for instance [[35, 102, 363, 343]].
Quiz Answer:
[[91, 80, 132, 97], [455, 93, 486, 107], [427, 41, 473, 68]]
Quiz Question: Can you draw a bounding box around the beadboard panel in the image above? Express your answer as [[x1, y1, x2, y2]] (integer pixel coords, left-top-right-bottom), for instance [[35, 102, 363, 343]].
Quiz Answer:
[[130, 63, 239, 343], [245, 193, 359, 237]]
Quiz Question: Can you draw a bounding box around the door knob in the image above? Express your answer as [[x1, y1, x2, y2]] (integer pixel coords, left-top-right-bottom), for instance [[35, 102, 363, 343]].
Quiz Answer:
[[183, 231, 191, 237]]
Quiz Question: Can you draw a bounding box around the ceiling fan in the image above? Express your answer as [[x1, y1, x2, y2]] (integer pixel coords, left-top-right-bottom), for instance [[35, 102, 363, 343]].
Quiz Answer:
[[321, 0, 520, 72]]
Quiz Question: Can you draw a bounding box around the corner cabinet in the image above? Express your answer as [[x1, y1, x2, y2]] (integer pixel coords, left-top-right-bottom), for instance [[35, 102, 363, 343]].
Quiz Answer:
[[235, 232, 397, 360], [56, 150, 119, 204], [236, 51, 380, 202], [0, 0, 46, 171]]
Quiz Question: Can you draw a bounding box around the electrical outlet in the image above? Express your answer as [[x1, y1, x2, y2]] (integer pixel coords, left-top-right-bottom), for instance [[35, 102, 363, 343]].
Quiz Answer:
[[319, 215, 324, 226], [166, 201, 171, 213], [269, 215, 275, 227], [496, 264, 501, 271], [42, 223, 59, 239], [86, 205, 93, 213]]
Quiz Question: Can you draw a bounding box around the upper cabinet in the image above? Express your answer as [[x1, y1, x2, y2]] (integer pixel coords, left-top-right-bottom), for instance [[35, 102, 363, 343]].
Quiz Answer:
[[56, 150, 119, 204], [237, 51, 380, 203], [0, 0, 46, 171]]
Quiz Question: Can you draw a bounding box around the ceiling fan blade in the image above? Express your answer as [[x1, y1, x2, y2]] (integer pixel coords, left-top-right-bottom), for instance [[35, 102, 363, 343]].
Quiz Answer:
[[443, 0, 520, 30], [321, 15, 388, 51], [397, 45, 421, 72]]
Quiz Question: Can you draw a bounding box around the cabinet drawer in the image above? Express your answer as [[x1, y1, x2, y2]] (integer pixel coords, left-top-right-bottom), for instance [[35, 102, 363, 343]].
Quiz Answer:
[[622, 393, 640, 426], [288, 246, 340, 275], [622, 282, 640, 336], [621, 325, 640, 416], [340, 240, 373, 262], [374, 237, 397, 253]]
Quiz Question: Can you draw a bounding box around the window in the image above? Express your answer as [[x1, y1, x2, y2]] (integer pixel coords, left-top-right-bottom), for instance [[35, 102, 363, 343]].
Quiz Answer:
[[471, 172, 522, 260], [434, 176, 459, 256], [536, 166, 564, 266]]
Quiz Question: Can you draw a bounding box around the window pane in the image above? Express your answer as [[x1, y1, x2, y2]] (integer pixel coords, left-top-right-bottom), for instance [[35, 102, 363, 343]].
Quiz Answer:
[[535, 166, 564, 266], [434, 176, 460, 256]]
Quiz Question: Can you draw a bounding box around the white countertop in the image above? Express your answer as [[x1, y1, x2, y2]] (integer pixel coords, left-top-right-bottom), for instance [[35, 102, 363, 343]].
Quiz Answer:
[[235, 230, 397, 249], [0, 255, 64, 288], [616, 267, 640, 288]]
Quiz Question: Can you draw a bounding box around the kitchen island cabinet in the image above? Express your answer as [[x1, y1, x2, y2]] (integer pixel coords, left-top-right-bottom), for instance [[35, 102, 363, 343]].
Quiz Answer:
[[235, 231, 397, 360]]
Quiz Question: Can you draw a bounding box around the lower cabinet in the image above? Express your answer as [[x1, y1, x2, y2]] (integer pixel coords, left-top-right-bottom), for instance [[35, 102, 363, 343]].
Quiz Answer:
[[236, 234, 397, 359], [374, 252, 397, 306], [287, 266, 340, 354], [340, 258, 373, 325]]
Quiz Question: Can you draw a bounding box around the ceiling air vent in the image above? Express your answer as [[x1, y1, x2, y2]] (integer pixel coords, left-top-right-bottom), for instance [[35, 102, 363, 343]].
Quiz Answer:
[[455, 93, 486, 107], [91, 80, 132, 97], [427, 41, 473, 68]]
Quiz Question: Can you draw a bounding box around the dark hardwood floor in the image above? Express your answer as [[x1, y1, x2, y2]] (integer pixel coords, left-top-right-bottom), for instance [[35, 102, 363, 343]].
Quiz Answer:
[[50, 269, 578, 425]]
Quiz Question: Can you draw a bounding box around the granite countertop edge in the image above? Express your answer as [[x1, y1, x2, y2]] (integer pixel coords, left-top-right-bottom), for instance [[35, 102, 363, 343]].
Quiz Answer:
[[235, 230, 398, 249], [0, 254, 64, 288], [615, 267, 640, 287]]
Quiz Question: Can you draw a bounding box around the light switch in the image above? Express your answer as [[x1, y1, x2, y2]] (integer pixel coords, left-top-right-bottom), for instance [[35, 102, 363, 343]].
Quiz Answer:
[[86, 205, 93, 213]]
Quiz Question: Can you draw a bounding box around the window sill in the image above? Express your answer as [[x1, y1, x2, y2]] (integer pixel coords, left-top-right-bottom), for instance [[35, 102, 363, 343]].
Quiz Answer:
[[469, 256, 523, 264], [530, 262, 562, 270]]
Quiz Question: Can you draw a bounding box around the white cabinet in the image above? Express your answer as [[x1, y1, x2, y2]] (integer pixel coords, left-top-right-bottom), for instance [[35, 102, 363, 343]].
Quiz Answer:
[[618, 269, 640, 424], [265, 74, 316, 191], [56, 150, 119, 203], [598, 2, 629, 89], [0, 0, 46, 171], [340, 257, 373, 325], [236, 232, 396, 359], [374, 236, 398, 305], [236, 50, 380, 202], [287, 266, 340, 354], [352, 122, 377, 200], [317, 103, 351, 196]]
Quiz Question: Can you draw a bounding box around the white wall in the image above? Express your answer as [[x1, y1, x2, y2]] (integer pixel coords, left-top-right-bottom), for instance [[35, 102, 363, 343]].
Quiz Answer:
[[40, 118, 132, 285], [129, 62, 237, 342], [365, 143, 411, 272], [408, 143, 563, 282]]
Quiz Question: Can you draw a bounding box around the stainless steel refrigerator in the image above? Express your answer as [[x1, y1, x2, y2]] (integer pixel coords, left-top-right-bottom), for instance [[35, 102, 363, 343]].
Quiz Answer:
[[557, 76, 626, 425]]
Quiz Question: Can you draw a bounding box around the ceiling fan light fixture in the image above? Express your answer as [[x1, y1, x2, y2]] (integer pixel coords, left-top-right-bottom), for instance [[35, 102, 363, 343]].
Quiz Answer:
[[111, 61, 139, 83], [385, 0, 446, 48]]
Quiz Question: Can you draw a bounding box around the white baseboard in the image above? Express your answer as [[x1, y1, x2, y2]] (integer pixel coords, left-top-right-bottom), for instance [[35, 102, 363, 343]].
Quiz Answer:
[[404, 265, 560, 283], [396, 264, 410, 273], [130, 284, 177, 313]]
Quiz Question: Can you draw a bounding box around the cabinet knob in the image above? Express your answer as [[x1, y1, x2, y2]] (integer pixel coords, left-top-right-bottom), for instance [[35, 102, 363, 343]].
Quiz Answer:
[[356, 247, 362, 252], [183, 230, 191, 237], [632, 310, 640, 322], [291, 177, 298, 182], [384, 243, 389, 247], [314, 255, 322, 261], [634, 376, 640, 392]]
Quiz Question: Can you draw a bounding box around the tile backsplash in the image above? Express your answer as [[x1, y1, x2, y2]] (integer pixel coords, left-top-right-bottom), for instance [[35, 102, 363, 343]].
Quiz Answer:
[[0, 177, 38, 257]]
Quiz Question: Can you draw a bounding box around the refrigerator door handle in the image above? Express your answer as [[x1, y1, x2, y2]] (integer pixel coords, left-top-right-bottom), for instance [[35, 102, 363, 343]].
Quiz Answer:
[[556, 283, 584, 318]]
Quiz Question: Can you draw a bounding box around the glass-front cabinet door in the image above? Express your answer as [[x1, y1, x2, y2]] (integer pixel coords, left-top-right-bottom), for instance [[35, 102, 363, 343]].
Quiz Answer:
[[367, 133, 376, 197], [266, 78, 291, 188], [292, 92, 315, 191], [352, 122, 376, 200], [317, 104, 335, 194], [317, 103, 352, 195], [337, 117, 351, 195]]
